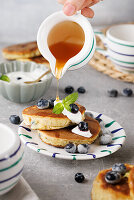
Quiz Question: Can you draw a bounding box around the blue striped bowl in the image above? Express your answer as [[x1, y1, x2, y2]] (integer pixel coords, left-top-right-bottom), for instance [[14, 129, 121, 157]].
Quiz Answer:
[[95, 24, 134, 72], [0, 124, 24, 195]]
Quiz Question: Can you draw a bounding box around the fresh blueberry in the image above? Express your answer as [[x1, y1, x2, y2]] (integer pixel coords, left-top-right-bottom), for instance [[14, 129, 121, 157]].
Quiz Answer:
[[16, 77, 22, 80], [105, 171, 121, 184], [85, 112, 94, 118], [37, 99, 49, 109], [49, 98, 55, 108], [65, 86, 74, 94], [77, 87, 86, 94], [101, 128, 111, 136], [112, 163, 126, 175], [107, 89, 118, 97], [9, 115, 20, 124], [99, 134, 112, 145], [95, 118, 102, 123], [78, 122, 88, 131], [64, 143, 76, 153], [70, 104, 79, 114], [75, 173, 85, 183], [77, 144, 89, 154], [123, 88, 133, 97], [99, 120, 105, 129]]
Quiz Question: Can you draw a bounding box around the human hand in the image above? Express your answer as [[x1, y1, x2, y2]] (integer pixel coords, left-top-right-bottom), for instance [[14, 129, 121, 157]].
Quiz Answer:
[[58, 0, 101, 18]]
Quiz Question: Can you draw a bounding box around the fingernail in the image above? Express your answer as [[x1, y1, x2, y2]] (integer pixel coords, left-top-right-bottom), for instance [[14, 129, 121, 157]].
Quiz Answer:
[[63, 3, 76, 16]]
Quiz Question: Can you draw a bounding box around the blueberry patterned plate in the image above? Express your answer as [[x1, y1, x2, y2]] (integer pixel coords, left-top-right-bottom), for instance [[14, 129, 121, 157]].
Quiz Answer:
[[18, 111, 126, 160]]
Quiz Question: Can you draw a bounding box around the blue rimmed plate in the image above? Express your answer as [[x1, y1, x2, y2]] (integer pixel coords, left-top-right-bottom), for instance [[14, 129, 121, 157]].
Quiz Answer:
[[18, 111, 126, 160]]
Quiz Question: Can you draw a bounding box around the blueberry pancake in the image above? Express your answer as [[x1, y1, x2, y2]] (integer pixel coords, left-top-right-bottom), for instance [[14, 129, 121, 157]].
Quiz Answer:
[[22, 104, 85, 130], [38, 115, 100, 147], [2, 41, 41, 60], [17, 56, 49, 65], [91, 164, 134, 200]]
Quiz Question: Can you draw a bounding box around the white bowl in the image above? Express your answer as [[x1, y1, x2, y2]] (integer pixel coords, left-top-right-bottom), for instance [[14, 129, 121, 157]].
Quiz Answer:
[[0, 123, 24, 195], [0, 61, 52, 103]]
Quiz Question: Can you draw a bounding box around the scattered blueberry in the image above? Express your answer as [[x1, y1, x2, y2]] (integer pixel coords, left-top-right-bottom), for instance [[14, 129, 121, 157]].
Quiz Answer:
[[112, 163, 126, 175], [101, 128, 111, 136], [95, 118, 102, 123], [107, 89, 118, 97], [9, 115, 20, 125], [123, 88, 133, 97], [65, 86, 74, 94], [78, 122, 88, 131], [99, 134, 112, 145], [77, 87, 86, 94], [64, 143, 76, 153], [85, 112, 94, 119], [49, 98, 55, 108], [75, 173, 85, 183], [105, 171, 121, 184], [77, 144, 89, 154], [99, 120, 105, 128], [70, 104, 79, 114], [16, 77, 22, 80], [37, 99, 49, 109]]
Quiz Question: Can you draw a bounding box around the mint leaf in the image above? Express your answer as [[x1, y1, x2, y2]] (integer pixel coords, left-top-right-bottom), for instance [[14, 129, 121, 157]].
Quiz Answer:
[[64, 103, 71, 112], [63, 92, 78, 106], [0, 75, 10, 82], [53, 103, 64, 114]]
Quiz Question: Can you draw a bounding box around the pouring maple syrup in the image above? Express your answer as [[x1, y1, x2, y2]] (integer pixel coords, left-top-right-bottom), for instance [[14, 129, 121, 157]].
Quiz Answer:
[[47, 21, 85, 101]]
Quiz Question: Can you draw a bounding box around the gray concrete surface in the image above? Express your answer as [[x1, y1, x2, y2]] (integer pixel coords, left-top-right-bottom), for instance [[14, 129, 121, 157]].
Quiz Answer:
[[0, 1, 134, 200]]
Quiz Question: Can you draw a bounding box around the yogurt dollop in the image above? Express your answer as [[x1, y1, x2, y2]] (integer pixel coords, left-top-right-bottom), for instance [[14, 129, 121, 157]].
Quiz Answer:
[[72, 126, 92, 138]]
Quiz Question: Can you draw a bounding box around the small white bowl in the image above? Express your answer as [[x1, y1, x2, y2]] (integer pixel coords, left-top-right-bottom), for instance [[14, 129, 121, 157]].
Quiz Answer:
[[0, 123, 24, 195], [0, 61, 52, 103]]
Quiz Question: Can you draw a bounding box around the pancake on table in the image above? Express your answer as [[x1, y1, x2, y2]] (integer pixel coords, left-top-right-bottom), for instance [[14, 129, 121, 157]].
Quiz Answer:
[[2, 41, 41, 60], [17, 55, 49, 66], [22, 104, 86, 130], [91, 164, 134, 200], [38, 115, 100, 147]]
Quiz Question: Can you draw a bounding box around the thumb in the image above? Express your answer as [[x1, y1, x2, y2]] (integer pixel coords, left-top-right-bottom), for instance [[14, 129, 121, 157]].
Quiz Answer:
[[63, 0, 85, 16]]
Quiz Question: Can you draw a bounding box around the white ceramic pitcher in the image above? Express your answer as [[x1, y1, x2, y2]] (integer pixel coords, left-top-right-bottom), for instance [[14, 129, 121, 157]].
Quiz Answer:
[[37, 11, 96, 78]]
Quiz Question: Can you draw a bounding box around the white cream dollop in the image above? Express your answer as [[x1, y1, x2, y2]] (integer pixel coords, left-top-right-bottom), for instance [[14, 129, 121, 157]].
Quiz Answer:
[[54, 100, 83, 124], [72, 126, 92, 138]]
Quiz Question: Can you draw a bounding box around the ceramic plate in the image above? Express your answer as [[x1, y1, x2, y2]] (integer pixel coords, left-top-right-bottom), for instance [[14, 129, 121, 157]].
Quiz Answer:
[[18, 111, 126, 160]]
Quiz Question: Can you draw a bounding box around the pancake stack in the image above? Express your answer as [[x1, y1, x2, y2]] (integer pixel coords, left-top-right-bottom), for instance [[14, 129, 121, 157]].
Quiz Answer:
[[22, 104, 101, 147], [91, 164, 134, 200], [2, 41, 49, 65]]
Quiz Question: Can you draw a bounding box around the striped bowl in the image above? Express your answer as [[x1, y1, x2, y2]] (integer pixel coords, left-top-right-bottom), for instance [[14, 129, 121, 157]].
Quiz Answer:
[[0, 124, 24, 195], [95, 24, 134, 72]]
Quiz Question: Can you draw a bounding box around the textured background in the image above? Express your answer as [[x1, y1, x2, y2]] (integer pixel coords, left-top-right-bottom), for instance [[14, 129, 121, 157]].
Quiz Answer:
[[0, 1, 134, 200]]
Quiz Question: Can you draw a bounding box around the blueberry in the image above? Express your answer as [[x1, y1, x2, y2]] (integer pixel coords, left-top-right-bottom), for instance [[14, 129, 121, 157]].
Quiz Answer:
[[99, 134, 112, 145], [95, 118, 102, 123], [101, 128, 111, 136], [37, 99, 49, 109], [107, 89, 118, 97], [112, 163, 126, 175], [123, 88, 133, 97], [75, 173, 85, 183], [99, 120, 105, 129], [9, 115, 20, 125], [77, 144, 89, 154], [65, 86, 74, 94], [85, 112, 94, 118], [77, 87, 86, 94], [70, 104, 79, 114], [78, 122, 88, 131], [16, 77, 22, 80], [105, 171, 121, 184], [49, 98, 55, 108], [64, 143, 76, 153]]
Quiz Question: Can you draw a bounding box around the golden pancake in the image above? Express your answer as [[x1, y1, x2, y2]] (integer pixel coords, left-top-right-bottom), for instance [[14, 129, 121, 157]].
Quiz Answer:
[[91, 164, 134, 200], [2, 41, 41, 60], [17, 56, 49, 66], [22, 104, 85, 130], [38, 115, 100, 147]]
